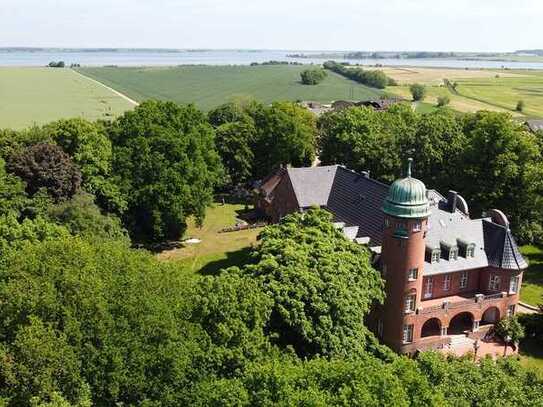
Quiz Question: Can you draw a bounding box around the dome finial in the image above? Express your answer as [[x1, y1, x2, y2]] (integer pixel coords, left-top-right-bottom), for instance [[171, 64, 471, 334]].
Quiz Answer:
[[407, 158, 413, 178]]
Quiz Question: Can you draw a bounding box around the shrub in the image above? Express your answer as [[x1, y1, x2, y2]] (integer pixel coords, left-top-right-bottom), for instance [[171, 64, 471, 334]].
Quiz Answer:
[[410, 83, 426, 101], [437, 95, 450, 107], [300, 68, 327, 85], [516, 100, 525, 112]]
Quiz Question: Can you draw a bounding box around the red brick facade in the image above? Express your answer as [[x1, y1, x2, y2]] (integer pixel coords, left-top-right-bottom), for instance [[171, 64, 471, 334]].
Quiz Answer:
[[376, 213, 523, 354]]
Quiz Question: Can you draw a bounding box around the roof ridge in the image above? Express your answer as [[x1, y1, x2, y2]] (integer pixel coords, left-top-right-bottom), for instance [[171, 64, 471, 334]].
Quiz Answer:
[[334, 165, 390, 188]]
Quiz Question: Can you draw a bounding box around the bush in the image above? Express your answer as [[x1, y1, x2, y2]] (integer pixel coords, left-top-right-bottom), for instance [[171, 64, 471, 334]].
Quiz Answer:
[[300, 68, 327, 85], [516, 100, 525, 112], [410, 83, 426, 101], [495, 316, 525, 344], [437, 95, 450, 107]]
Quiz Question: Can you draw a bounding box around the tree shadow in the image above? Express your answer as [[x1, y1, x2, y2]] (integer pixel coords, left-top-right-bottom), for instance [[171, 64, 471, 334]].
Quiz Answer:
[[197, 246, 255, 276]]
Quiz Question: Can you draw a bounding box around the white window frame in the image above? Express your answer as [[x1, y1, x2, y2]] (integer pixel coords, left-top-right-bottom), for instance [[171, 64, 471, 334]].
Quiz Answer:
[[407, 267, 418, 281], [459, 271, 468, 289], [507, 305, 516, 317], [431, 250, 441, 263], [449, 247, 458, 261], [466, 245, 475, 257], [412, 221, 422, 232], [509, 276, 520, 294], [405, 294, 416, 313], [488, 274, 501, 291], [403, 324, 414, 344], [443, 274, 451, 291], [384, 218, 390, 228], [424, 278, 433, 299]]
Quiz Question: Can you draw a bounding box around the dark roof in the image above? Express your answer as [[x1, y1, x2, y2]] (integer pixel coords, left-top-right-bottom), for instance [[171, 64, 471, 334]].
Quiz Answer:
[[526, 119, 543, 133], [266, 165, 527, 274], [326, 167, 388, 244], [483, 220, 528, 270]]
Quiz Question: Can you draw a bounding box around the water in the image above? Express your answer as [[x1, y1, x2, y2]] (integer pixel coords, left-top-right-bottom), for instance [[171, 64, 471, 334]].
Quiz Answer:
[[2, 49, 543, 69]]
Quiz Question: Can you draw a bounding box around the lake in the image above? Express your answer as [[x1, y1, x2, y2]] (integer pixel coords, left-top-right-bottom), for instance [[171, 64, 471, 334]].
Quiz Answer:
[[2, 49, 543, 69]]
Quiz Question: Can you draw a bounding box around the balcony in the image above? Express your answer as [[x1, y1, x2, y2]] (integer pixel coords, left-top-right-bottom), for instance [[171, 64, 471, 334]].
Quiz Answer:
[[418, 292, 507, 315]]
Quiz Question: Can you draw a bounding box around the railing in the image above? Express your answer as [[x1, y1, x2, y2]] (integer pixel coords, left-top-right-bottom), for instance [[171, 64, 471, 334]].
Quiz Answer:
[[482, 292, 505, 301], [418, 292, 506, 315]]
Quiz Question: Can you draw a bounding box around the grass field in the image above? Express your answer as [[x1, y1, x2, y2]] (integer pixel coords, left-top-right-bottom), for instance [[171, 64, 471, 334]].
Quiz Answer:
[[520, 245, 543, 306], [76, 65, 384, 111], [158, 203, 260, 275], [0, 68, 135, 129], [375, 66, 543, 117], [455, 72, 543, 117], [519, 338, 543, 378]]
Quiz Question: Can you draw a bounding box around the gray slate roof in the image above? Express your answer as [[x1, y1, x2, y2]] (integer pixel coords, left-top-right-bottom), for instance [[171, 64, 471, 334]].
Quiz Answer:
[[483, 220, 528, 270], [423, 191, 489, 276], [280, 166, 527, 275]]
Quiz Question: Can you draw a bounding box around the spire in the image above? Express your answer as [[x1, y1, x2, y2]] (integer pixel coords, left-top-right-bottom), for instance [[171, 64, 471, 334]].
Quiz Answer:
[[407, 158, 413, 178]]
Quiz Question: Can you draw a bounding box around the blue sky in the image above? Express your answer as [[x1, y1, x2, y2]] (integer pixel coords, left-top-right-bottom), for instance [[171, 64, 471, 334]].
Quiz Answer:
[[2, 0, 542, 51]]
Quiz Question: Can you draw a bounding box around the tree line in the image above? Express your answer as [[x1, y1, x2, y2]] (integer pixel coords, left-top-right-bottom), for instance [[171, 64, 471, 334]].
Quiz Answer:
[[323, 60, 396, 89]]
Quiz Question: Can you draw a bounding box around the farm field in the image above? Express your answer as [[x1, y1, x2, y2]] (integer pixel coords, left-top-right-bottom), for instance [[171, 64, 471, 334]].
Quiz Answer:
[[370, 66, 524, 86], [158, 202, 260, 275], [0, 68, 135, 129], [454, 72, 543, 117], [376, 66, 543, 117], [76, 65, 384, 110]]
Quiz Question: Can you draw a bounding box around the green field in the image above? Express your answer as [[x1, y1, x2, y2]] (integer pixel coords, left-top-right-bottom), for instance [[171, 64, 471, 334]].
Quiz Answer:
[[0, 68, 135, 129], [455, 71, 543, 117], [382, 66, 543, 117], [520, 245, 543, 306], [76, 65, 384, 111]]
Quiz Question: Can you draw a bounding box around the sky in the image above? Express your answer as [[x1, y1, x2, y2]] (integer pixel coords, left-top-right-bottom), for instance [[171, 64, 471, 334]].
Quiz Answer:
[[2, 0, 542, 51]]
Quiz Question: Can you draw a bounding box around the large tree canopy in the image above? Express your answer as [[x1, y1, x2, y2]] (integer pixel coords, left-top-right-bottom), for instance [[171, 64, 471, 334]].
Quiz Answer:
[[109, 100, 224, 242], [208, 100, 317, 182], [230, 209, 386, 359], [43, 118, 126, 213], [7, 143, 82, 201]]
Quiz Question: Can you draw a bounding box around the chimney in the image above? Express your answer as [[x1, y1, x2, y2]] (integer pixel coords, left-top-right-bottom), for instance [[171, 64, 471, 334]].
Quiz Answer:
[[447, 191, 458, 213]]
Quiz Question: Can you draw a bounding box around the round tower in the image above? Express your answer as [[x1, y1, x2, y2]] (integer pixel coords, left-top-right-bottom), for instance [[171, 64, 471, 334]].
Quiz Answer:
[[380, 158, 430, 353]]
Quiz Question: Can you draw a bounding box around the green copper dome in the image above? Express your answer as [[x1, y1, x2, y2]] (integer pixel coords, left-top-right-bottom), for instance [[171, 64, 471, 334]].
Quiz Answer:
[[382, 159, 430, 219]]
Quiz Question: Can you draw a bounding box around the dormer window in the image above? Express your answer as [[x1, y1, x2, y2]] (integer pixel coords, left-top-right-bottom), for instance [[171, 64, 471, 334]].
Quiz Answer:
[[457, 239, 476, 258], [440, 241, 458, 261], [426, 246, 441, 263], [449, 247, 458, 260]]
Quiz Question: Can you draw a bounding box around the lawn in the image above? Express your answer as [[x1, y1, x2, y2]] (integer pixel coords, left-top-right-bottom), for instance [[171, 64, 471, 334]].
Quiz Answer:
[[0, 68, 135, 130], [76, 65, 384, 111], [158, 202, 260, 275], [519, 338, 543, 379], [520, 245, 543, 306]]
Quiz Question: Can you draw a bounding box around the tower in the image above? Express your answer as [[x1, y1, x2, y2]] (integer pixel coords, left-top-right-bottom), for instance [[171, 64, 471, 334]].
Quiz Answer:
[[379, 158, 430, 353]]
